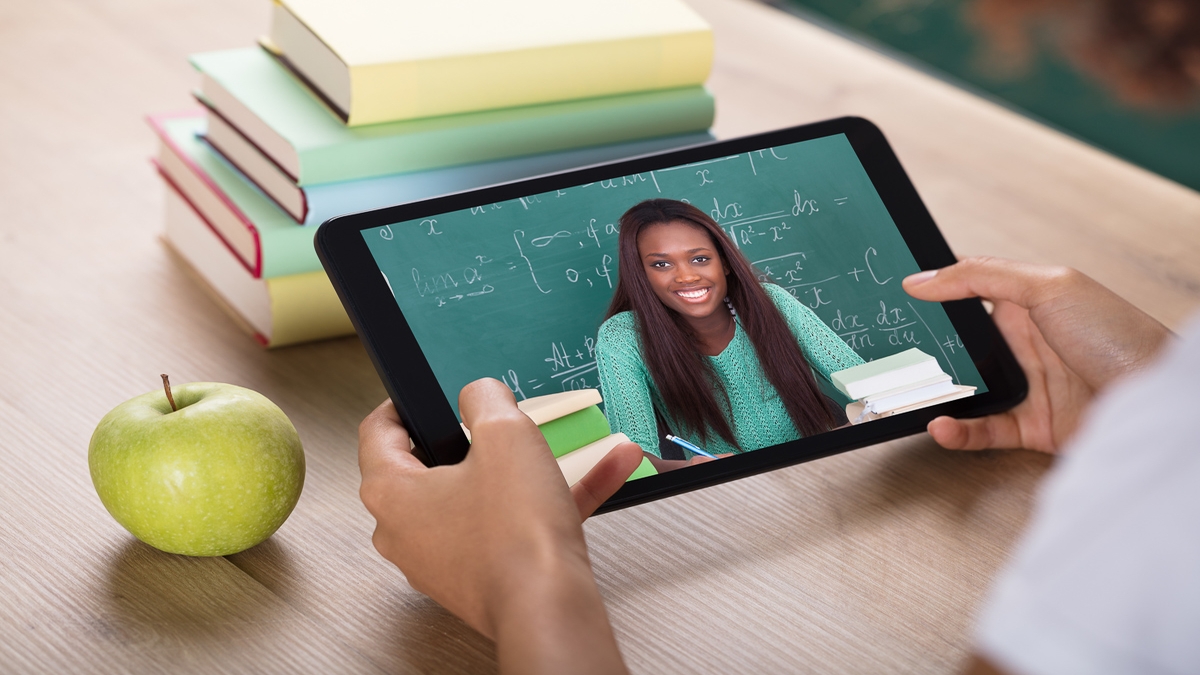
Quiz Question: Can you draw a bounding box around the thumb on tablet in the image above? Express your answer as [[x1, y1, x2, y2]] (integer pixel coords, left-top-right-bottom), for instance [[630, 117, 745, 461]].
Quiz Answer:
[[572, 441, 644, 520], [457, 378, 569, 480], [457, 378, 539, 445], [902, 256, 1076, 309]]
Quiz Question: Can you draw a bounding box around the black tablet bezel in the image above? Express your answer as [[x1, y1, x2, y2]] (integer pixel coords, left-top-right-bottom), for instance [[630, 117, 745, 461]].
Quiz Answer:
[[317, 116, 1027, 514]]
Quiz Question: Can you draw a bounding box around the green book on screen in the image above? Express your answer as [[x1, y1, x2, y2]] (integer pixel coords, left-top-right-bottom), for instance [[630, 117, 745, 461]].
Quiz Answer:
[[627, 457, 658, 481], [538, 406, 612, 459], [515, 390, 657, 484]]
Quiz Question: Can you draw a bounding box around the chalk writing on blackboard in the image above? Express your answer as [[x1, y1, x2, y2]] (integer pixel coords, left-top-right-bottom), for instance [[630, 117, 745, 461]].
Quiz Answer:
[[793, 191, 818, 215], [864, 247, 893, 285], [513, 230, 551, 295]]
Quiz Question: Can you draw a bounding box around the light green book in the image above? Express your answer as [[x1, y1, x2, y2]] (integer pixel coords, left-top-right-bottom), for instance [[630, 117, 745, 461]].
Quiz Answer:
[[150, 112, 318, 279], [190, 48, 715, 186], [538, 405, 612, 459], [831, 348, 945, 400]]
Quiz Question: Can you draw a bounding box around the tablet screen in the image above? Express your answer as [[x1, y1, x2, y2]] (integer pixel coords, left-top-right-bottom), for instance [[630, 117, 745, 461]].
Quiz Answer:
[[359, 132, 987, 475]]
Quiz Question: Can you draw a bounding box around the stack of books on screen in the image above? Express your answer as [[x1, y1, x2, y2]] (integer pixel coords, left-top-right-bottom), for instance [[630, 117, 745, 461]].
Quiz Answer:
[[151, 0, 716, 348], [836, 349, 977, 424], [520, 390, 657, 485]]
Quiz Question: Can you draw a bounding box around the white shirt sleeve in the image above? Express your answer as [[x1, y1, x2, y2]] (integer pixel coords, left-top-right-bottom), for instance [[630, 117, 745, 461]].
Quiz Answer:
[[975, 316, 1200, 675]]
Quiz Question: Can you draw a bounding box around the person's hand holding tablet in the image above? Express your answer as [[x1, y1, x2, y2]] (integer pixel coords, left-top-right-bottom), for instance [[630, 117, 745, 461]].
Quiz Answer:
[[903, 257, 1171, 453], [359, 378, 640, 674]]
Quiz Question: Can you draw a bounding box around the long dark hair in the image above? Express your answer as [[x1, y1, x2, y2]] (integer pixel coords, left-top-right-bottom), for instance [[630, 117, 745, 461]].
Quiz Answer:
[[605, 199, 838, 448]]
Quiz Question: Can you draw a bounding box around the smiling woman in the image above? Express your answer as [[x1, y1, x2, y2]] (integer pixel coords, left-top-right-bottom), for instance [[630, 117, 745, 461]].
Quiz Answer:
[[595, 199, 865, 472]]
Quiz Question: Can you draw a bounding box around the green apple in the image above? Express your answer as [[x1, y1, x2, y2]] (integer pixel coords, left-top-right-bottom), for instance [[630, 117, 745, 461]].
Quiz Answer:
[[89, 378, 305, 556]]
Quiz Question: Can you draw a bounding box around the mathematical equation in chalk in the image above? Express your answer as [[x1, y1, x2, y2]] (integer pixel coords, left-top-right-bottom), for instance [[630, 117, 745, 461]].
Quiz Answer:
[[512, 221, 619, 296], [410, 254, 496, 308], [500, 335, 602, 400], [824, 300, 963, 383], [747, 245, 894, 312], [691, 187, 850, 250], [407, 217, 622, 306]]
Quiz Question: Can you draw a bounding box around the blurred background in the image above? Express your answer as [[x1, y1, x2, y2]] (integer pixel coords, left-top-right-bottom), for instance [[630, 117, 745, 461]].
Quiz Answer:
[[763, 0, 1200, 192]]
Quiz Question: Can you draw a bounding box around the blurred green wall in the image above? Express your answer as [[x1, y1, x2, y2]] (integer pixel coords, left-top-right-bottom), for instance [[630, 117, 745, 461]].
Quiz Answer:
[[769, 0, 1200, 192]]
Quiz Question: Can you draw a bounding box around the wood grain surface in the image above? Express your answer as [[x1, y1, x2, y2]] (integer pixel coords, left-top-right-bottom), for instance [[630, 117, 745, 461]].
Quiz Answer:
[[2, 0, 1197, 672]]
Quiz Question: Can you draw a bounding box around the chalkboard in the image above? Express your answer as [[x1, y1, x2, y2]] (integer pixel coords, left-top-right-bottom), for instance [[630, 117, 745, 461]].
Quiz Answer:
[[364, 134, 986, 416]]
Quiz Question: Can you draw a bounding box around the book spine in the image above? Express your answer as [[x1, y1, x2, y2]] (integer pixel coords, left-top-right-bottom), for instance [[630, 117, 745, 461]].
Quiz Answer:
[[344, 32, 713, 126], [152, 112, 324, 278], [162, 176, 352, 348], [265, 272, 356, 347], [303, 86, 715, 185], [148, 111, 264, 277]]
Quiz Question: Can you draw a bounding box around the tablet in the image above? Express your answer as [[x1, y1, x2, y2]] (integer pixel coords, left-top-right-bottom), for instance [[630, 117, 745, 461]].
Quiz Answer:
[[317, 116, 1026, 513]]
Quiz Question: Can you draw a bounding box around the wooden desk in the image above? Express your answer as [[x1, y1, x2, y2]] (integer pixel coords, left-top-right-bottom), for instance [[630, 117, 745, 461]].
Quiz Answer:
[[2, 0, 1198, 672]]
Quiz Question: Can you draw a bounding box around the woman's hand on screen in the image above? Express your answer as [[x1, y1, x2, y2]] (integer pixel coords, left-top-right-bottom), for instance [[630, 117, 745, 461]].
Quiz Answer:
[[903, 256, 1170, 453], [358, 379, 639, 673]]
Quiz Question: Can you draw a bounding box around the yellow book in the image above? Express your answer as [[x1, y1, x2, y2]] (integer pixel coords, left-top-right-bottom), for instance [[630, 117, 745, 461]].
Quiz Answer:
[[268, 0, 713, 125], [163, 184, 354, 348]]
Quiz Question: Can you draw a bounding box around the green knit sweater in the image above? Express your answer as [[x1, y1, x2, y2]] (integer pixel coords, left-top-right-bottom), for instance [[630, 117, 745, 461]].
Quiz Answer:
[[594, 283, 864, 457]]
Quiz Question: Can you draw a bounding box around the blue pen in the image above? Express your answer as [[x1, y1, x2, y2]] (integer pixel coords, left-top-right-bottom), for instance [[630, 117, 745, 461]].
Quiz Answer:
[[665, 434, 718, 459]]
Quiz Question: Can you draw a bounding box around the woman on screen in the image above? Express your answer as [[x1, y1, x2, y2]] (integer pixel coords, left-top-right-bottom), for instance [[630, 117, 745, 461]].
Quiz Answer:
[[595, 199, 864, 470]]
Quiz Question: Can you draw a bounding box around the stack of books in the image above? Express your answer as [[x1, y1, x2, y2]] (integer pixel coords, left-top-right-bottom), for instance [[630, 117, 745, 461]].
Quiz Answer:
[[835, 349, 977, 424], [151, 0, 716, 347], [477, 390, 657, 485]]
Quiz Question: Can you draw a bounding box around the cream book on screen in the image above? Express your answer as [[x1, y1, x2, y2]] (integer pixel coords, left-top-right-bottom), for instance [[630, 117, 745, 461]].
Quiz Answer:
[[462, 389, 658, 484]]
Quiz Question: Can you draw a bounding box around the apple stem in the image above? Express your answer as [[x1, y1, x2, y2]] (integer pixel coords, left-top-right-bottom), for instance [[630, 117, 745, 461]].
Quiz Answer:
[[161, 374, 178, 412]]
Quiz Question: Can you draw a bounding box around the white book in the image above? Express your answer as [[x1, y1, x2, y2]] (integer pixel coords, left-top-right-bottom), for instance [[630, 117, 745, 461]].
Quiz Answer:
[[848, 386, 978, 424], [885, 386, 976, 416], [862, 374, 957, 415], [832, 348, 946, 400]]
